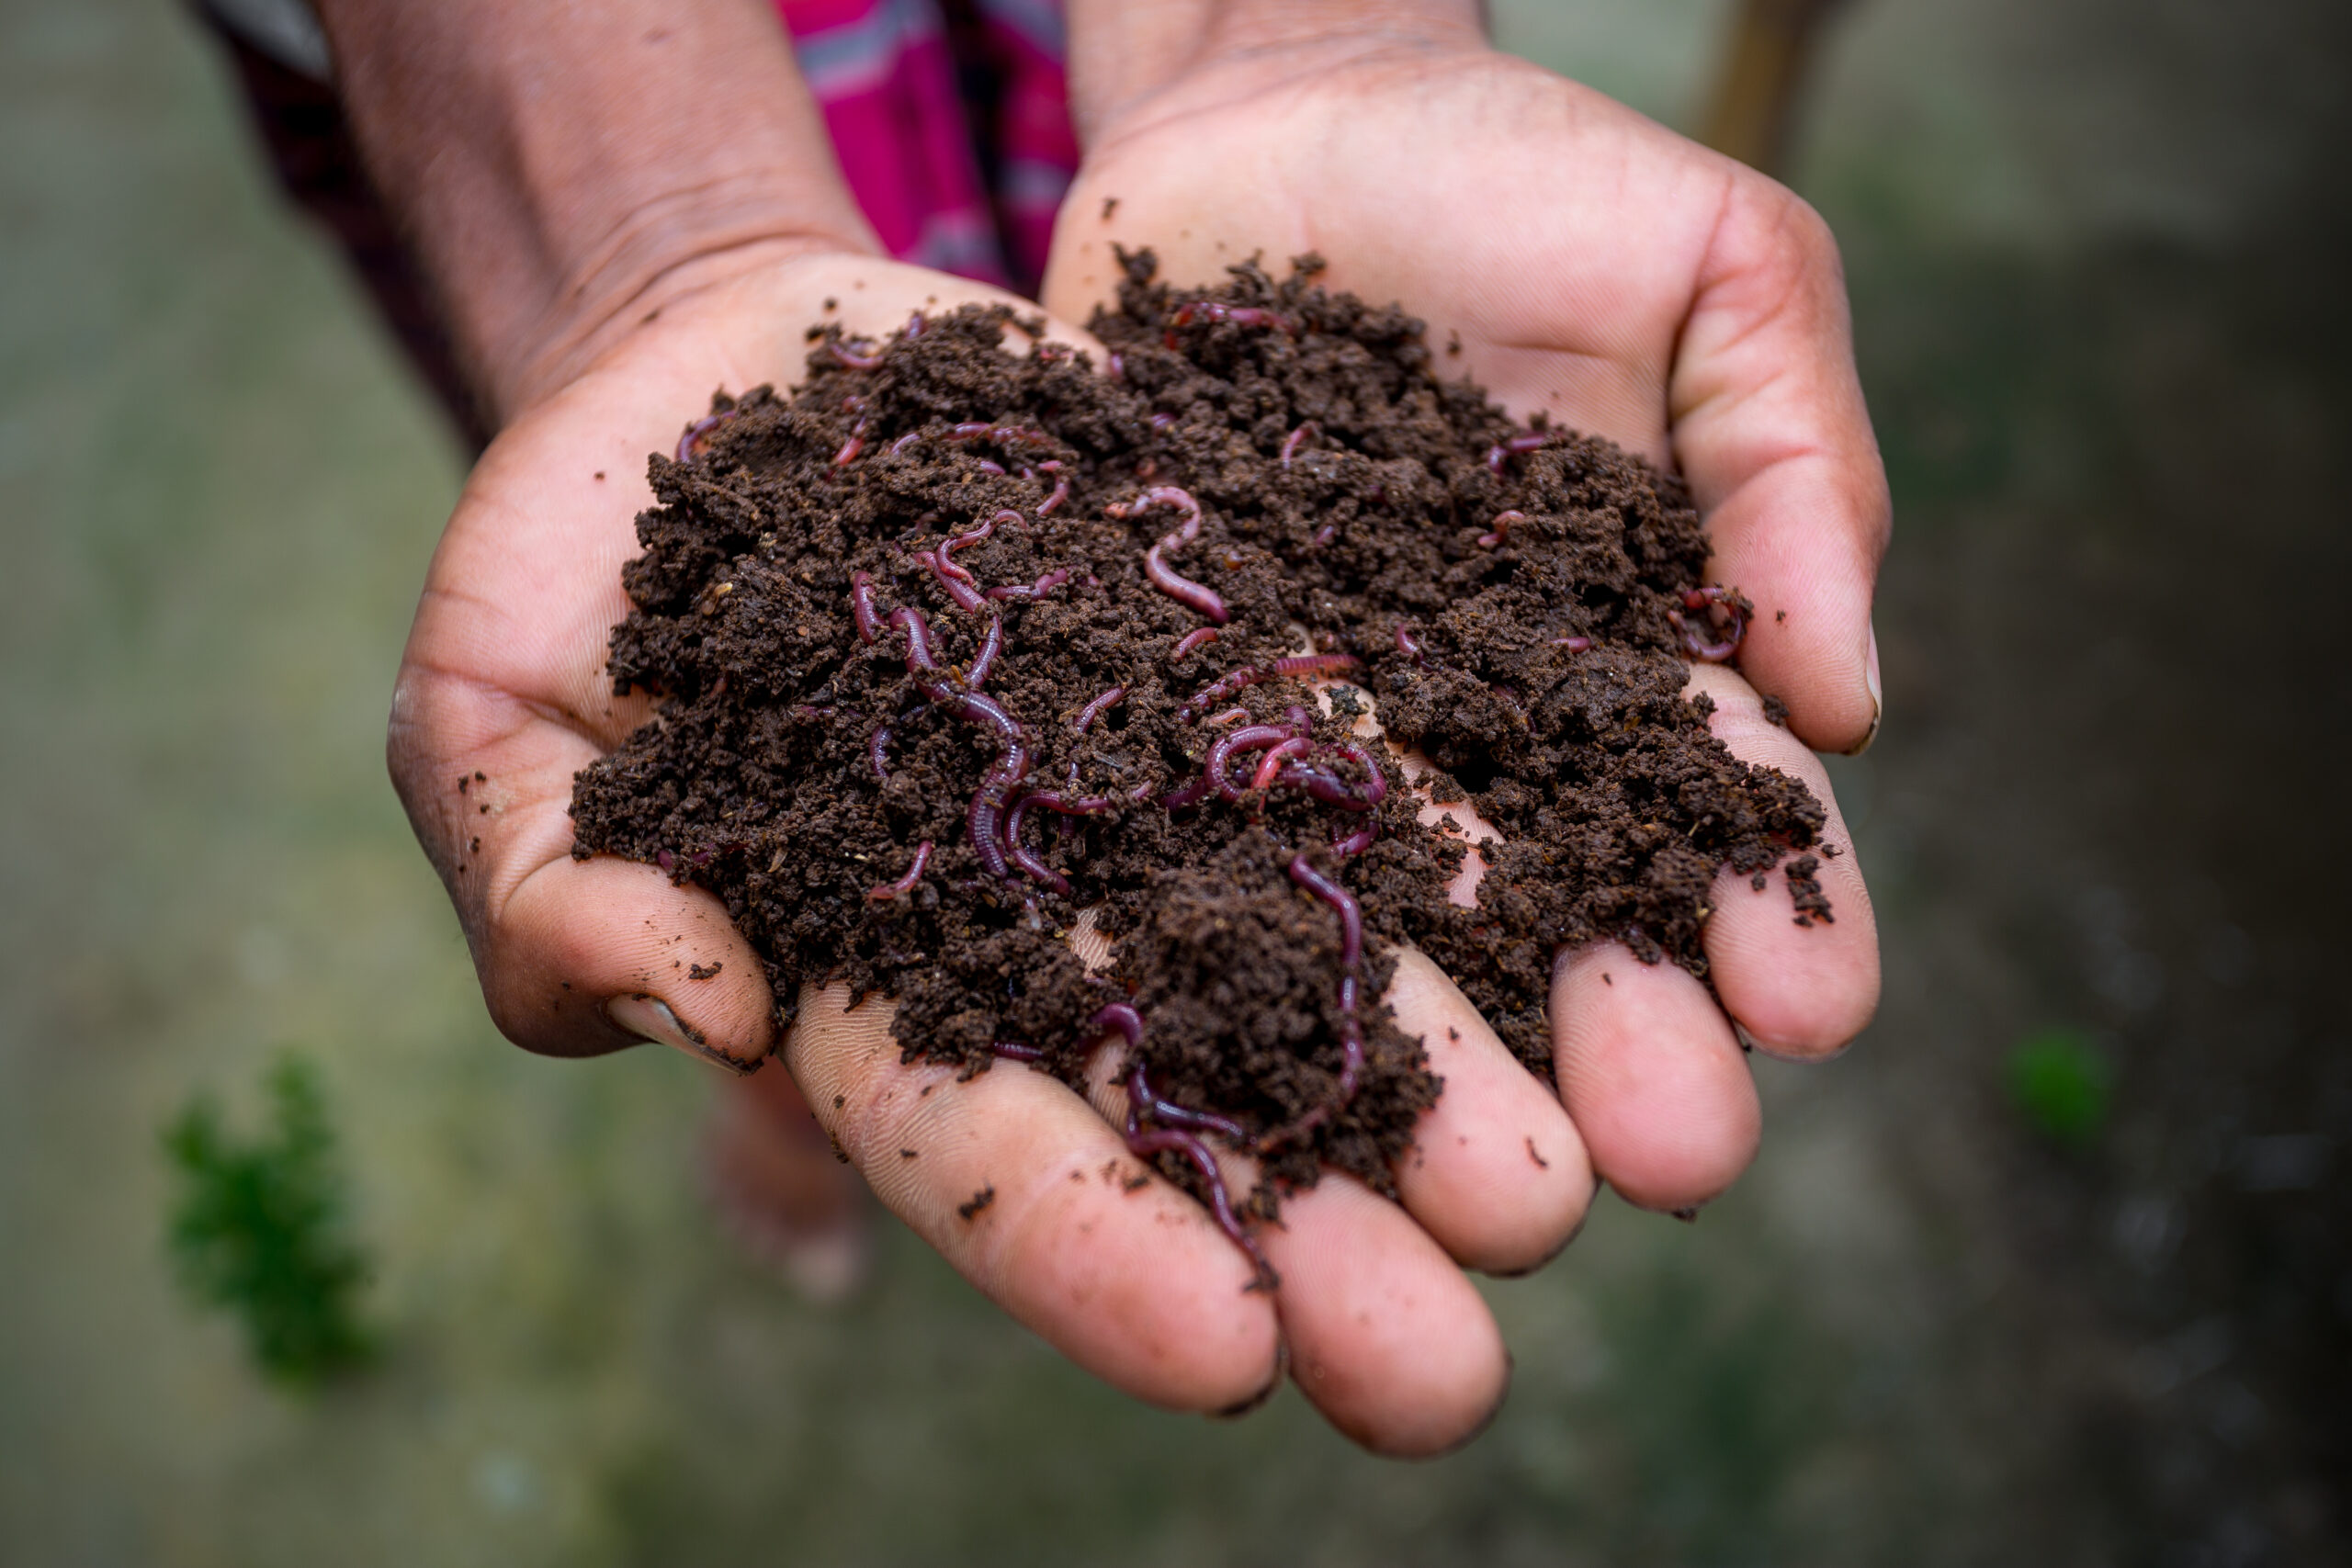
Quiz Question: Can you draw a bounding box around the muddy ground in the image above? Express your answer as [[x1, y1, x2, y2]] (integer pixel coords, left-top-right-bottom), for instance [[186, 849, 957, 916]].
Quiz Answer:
[[1, 0, 2343, 1563]]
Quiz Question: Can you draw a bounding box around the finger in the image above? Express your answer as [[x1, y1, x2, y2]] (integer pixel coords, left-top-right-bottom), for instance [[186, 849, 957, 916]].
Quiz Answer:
[[1687, 663, 1880, 1056], [1385, 947, 1594, 1273], [1263, 1172, 1510, 1456], [1669, 173, 1889, 755], [1078, 1035, 1506, 1454], [787, 982, 1282, 1413], [1551, 942, 1760, 1213]]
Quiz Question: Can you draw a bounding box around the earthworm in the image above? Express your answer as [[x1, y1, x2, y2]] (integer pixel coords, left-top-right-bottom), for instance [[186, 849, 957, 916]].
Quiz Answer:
[[904, 312, 925, 339], [1003, 791, 1113, 895], [966, 615, 1004, 688], [789, 704, 834, 721], [984, 568, 1071, 603], [832, 416, 868, 466], [1331, 821, 1380, 858], [849, 571, 882, 644], [1125, 1125, 1274, 1289], [1310, 525, 1337, 548], [1478, 509, 1526, 548], [1250, 736, 1315, 793], [1483, 431, 1548, 474], [1286, 855, 1365, 1102], [1136, 485, 1228, 623], [913, 550, 986, 612], [829, 338, 884, 370], [990, 1040, 1046, 1062], [1128, 1060, 1247, 1142], [1395, 623, 1427, 665], [868, 724, 893, 779], [1148, 412, 1176, 433], [675, 410, 737, 463], [891, 605, 942, 675], [945, 510, 1023, 563], [1206, 724, 1299, 803], [974, 459, 1006, 476], [865, 840, 932, 900], [1204, 706, 1251, 728], [1156, 761, 1216, 809], [1164, 300, 1294, 350], [1285, 741, 1387, 812], [1170, 626, 1220, 661], [1072, 686, 1125, 733], [1106, 353, 1125, 380], [1668, 586, 1747, 662], [1035, 460, 1069, 516], [1280, 422, 1318, 468], [1271, 653, 1361, 680], [1551, 635, 1593, 652], [950, 422, 993, 440], [890, 431, 921, 457], [1093, 1002, 1143, 1051]]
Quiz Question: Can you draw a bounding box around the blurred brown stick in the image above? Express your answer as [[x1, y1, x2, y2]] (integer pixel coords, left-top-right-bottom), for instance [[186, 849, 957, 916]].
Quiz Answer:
[[1699, 0, 1854, 178]]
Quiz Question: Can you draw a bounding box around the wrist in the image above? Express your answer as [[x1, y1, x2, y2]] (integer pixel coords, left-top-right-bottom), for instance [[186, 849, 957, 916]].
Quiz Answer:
[[1064, 0, 1486, 144], [316, 0, 876, 421]]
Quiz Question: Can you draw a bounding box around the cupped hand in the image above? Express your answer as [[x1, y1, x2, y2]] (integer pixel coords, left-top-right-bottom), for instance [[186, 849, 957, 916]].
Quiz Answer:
[[1022, 25, 1885, 1450]]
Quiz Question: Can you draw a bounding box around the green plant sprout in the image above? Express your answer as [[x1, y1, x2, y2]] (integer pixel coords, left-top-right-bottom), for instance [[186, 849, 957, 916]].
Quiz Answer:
[[2006, 1029, 2112, 1151], [163, 1054, 376, 1384]]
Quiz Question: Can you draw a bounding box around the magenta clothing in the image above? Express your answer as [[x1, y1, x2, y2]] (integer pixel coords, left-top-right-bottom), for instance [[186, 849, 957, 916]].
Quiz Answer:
[[775, 0, 1078, 295]]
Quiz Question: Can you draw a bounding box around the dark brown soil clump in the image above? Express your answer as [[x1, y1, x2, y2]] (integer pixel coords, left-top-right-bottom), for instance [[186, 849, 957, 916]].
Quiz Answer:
[[568, 253, 1827, 1219]]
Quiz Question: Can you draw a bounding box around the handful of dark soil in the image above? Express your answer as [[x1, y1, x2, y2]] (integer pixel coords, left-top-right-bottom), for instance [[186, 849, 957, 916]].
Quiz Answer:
[[569, 253, 1827, 1271]]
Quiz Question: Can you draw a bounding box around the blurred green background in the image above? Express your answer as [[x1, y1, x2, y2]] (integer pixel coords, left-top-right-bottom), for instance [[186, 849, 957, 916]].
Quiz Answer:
[[3, 0, 2346, 1562]]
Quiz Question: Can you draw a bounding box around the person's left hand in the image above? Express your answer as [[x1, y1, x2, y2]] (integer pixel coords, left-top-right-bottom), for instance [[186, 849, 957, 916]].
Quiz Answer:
[[1036, 4, 1885, 1453]]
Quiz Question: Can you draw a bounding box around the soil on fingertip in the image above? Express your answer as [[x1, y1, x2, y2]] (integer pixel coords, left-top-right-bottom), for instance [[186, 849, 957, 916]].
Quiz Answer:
[[567, 251, 1829, 1219]]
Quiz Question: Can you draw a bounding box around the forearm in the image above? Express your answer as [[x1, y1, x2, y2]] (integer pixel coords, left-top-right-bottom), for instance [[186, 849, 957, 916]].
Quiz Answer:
[[314, 0, 876, 419], [1060, 0, 1484, 143]]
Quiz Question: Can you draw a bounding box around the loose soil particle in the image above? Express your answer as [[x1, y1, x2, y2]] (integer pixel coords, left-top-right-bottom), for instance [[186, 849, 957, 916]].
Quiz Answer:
[[569, 253, 1827, 1224]]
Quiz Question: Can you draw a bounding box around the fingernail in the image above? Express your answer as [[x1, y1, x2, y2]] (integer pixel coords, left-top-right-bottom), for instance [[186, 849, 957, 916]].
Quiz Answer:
[[1843, 622, 1882, 756], [607, 993, 754, 1076]]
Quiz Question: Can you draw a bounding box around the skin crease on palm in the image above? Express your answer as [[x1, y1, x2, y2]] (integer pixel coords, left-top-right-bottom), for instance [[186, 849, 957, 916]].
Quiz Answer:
[[386, 35, 1886, 1462]]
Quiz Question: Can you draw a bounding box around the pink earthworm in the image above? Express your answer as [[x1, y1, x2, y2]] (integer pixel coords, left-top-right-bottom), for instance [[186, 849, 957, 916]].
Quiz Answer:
[[1483, 431, 1549, 474], [1127, 1060, 1247, 1142], [944, 510, 1023, 565], [1072, 686, 1126, 733], [1125, 1126, 1274, 1288], [1163, 300, 1295, 349], [1331, 821, 1380, 858], [832, 417, 869, 466], [1667, 586, 1747, 661], [1170, 626, 1220, 661], [1250, 736, 1315, 793], [904, 312, 926, 339], [1136, 485, 1228, 623], [985, 568, 1071, 603], [974, 459, 1006, 476], [675, 410, 737, 463], [828, 338, 885, 370], [991, 1040, 1046, 1063], [1551, 635, 1593, 652], [1478, 509, 1526, 548], [868, 724, 894, 779], [1394, 623, 1427, 665], [1003, 791, 1114, 894], [1310, 525, 1337, 548], [1204, 706, 1251, 728], [1270, 653, 1361, 680], [1035, 460, 1069, 516], [849, 571, 883, 644], [1286, 855, 1365, 1101], [1206, 724, 1299, 803], [913, 550, 986, 613], [950, 422, 993, 440], [1280, 422, 1318, 468], [1156, 761, 1216, 809], [865, 840, 933, 900], [966, 615, 1004, 688], [1093, 1002, 1142, 1052], [889, 431, 922, 457]]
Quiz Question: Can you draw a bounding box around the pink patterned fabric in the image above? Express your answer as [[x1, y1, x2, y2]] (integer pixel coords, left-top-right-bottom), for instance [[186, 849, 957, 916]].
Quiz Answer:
[[775, 0, 1078, 295]]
